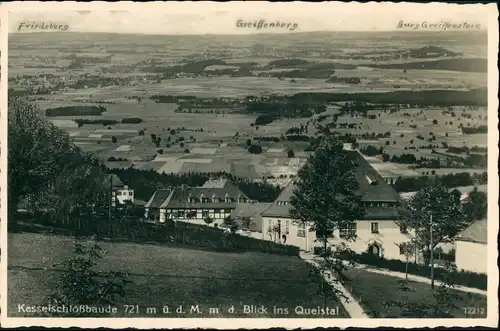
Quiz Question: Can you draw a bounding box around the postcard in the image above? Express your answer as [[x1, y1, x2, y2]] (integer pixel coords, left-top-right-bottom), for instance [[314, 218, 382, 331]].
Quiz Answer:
[[0, 1, 498, 329]]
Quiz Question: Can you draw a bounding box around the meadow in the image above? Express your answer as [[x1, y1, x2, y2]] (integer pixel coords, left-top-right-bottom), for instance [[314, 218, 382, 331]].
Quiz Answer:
[[8, 232, 349, 318]]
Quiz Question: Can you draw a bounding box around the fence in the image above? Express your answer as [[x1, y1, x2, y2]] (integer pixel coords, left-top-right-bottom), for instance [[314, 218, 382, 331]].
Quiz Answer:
[[329, 250, 487, 290]]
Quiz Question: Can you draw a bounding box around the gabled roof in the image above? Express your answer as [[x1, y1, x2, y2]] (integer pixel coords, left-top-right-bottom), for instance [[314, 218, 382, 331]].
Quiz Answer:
[[104, 174, 125, 188], [456, 219, 487, 244], [261, 150, 402, 219], [145, 189, 173, 209], [349, 151, 402, 202], [165, 186, 248, 209], [230, 202, 273, 232], [261, 180, 295, 218]]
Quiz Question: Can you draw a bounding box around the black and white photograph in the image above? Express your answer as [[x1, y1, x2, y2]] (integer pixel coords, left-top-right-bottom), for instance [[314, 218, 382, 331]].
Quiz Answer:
[[1, 1, 498, 328]]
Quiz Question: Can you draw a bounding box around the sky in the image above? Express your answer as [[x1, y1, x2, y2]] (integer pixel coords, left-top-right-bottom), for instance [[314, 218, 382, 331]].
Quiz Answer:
[[5, 1, 493, 35]]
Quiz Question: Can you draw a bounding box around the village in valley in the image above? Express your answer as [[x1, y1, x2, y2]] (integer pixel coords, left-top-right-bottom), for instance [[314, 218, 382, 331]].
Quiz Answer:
[[6, 9, 490, 320]]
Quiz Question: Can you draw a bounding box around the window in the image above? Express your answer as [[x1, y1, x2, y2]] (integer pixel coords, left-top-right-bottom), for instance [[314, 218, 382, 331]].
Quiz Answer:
[[129, 192, 133, 196], [339, 222, 357, 239], [285, 220, 290, 234], [297, 223, 306, 237], [117, 192, 122, 196], [177, 210, 185, 218], [400, 224, 408, 234], [371, 222, 379, 234], [214, 208, 222, 213], [224, 208, 232, 213], [202, 210, 209, 218]]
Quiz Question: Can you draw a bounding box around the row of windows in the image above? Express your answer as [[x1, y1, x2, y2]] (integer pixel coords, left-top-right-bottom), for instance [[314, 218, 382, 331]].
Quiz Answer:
[[172, 209, 232, 218], [363, 202, 397, 208], [116, 191, 133, 196], [188, 197, 248, 203], [368, 222, 408, 235], [273, 220, 408, 238]]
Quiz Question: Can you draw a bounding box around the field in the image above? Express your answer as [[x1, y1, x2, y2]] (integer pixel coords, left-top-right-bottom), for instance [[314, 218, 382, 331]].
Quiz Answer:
[[9, 31, 488, 184], [344, 267, 487, 318], [8, 232, 349, 318], [39, 98, 488, 181]]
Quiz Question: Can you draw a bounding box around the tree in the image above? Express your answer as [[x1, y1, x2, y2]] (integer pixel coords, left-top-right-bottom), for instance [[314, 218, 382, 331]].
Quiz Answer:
[[240, 216, 254, 231], [404, 184, 469, 283], [289, 135, 364, 311], [9, 98, 88, 229], [48, 237, 128, 316], [287, 149, 295, 158], [223, 216, 238, 233], [248, 144, 263, 154], [204, 216, 214, 225], [432, 119, 438, 125], [463, 187, 487, 221], [111, 136, 117, 143]]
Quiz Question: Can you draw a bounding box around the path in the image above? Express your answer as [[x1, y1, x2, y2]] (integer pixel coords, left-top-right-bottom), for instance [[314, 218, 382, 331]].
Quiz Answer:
[[301, 252, 487, 296], [300, 252, 370, 318]]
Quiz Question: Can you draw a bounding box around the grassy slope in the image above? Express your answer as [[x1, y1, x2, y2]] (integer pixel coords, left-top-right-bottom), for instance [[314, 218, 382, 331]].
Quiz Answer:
[[344, 267, 487, 318], [8, 232, 348, 318]]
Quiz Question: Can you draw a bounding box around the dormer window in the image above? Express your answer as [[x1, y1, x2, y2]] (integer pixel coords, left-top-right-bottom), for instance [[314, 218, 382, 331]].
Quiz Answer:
[[200, 193, 209, 203], [187, 193, 193, 203], [238, 194, 247, 203], [212, 194, 219, 203], [224, 193, 231, 203], [365, 175, 378, 185]]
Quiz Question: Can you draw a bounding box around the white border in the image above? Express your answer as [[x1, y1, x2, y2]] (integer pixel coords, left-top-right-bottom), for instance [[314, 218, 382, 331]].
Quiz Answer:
[[1, 1, 498, 329]]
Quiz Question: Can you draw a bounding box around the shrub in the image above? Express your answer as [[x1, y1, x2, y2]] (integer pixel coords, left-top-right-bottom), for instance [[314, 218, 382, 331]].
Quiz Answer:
[[121, 117, 143, 124], [248, 144, 263, 154], [338, 252, 486, 290], [287, 149, 295, 158], [111, 136, 117, 143]]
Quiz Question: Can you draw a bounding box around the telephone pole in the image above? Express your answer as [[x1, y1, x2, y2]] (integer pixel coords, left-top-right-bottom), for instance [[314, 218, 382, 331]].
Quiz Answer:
[[108, 175, 113, 221], [430, 213, 435, 290]]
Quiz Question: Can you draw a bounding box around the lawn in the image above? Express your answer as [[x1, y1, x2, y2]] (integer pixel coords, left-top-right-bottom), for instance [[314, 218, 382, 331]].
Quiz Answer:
[[343, 267, 487, 318], [8, 232, 349, 318]]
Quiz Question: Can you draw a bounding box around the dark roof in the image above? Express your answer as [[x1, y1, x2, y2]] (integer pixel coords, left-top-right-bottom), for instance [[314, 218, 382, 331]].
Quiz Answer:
[[456, 219, 487, 244], [104, 174, 125, 188], [364, 206, 401, 220], [134, 199, 147, 207], [230, 202, 272, 232], [262, 150, 402, 219], [261, 180, 294, 218], [145, 189, 173, 209], [348, 151, 402, 202], [165, 186, 248, 209]]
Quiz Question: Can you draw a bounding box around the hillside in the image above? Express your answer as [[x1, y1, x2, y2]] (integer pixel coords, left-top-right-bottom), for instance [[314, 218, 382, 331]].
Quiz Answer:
[[8, 232, 349, 318]]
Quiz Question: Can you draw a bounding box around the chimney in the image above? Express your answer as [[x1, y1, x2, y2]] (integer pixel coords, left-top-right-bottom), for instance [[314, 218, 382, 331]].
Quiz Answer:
[[124, 185, 128, 190]]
